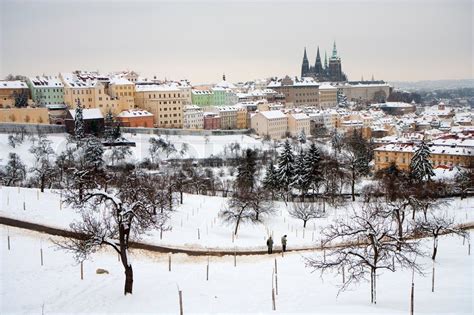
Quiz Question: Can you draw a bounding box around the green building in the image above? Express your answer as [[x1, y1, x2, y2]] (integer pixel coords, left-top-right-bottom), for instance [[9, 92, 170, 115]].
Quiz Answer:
[[27, 76, 65, 106]]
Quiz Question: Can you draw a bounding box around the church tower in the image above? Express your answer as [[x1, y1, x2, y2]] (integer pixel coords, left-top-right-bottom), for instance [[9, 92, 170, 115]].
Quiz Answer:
[[301, 47, 310, 77], [314, 46, 323, 76], [328, 41, 343, 81]]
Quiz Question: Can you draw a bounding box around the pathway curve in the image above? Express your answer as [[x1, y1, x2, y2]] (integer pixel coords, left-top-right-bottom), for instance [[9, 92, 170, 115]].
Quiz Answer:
[[1, 215, 473, 257]]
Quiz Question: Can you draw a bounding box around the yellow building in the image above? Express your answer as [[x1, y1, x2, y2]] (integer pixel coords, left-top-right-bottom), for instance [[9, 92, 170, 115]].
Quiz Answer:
[[60, 73, 121, 115], [374, 142, 474, 171], [0, 107, 49, 124], [287, 113, 311, 137], [318, 84, 338, 108], [236, 108, 248, 129], [109, 77, 135, 111], [134, 84, 185, 128], [0, 81, 31, 108]]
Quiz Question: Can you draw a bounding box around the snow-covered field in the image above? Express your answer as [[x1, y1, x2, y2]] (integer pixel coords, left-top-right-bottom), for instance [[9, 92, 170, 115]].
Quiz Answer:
[[0, 227, 472, 314], [1, 186, 473, 252], [0, 132, 265, 165]]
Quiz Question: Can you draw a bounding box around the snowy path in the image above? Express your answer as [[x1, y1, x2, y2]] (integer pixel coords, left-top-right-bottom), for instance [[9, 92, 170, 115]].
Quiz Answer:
[[2, 215, 473, 257]]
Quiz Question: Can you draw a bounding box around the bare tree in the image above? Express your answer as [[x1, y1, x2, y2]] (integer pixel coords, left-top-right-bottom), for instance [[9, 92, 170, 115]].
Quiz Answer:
[[29, 137, 56, 192], [61, 169, 168, 295], [2, 152, 26, 186], [305, 200, 424, 304], [289, 201, 326, 228], [219, 192, 255, 236], [248, 186, 275, 222], [415, 213, 467, 261]]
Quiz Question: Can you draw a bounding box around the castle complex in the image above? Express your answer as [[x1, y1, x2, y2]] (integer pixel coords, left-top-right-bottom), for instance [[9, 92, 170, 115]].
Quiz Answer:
[[301, 42, 347, 82]]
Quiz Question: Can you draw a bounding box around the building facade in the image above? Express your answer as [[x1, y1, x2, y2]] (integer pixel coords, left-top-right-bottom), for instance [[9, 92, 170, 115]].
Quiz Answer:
[[134, 84, 185, 128], [116, 109, 154, 128], [0, 81, 31, 108], [250, 110, 288, 139], [27, 76, 64, 106], [183, 105, 204, 129], [267, 76, 320, 107], [287, 113, 311, 137]]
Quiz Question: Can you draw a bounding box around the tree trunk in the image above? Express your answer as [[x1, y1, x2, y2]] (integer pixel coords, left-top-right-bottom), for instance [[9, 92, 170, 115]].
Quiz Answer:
[[40, 175, 45, 192], [303, 220, 307, 228], [180, 191, 183, 204], [234, 217, 241, 236], [432, 235, 438, 261], [124, 264, 133, 295]]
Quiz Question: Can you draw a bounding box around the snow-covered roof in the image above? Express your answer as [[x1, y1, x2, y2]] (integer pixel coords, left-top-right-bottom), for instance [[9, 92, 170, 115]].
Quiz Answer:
[[117, 109, 153, 118], [69, 108, 103, 120], [192, 89, 213, 95], [259, 110, 287, 120], [0, 80, 28, 89], [215, 80, 236, 89], [135, 83, 181, 92], [375, 143, 474, 156], [289, 113, 309, 120], [61, 73, 98, 88], [28, 76, 64, 88], [109, 77, 133, 85]]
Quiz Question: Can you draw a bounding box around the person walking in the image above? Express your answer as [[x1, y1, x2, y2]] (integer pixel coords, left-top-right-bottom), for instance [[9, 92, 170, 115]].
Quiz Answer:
[[281, 235, 287, 252], [266, 236, 274, 254]]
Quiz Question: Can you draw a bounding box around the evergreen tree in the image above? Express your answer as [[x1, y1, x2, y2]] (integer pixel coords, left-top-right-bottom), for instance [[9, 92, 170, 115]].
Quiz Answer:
[[304, 142, 323, 196], [292, 149, 310, 200], [277, 139, 295, 201], [410, 141, 435, 182], [236, 148, 257, 193], [104, 110, 114, 141], [263, 162, 278, 197], [297, 129, 307, 144], [74, 99, 85, 140]]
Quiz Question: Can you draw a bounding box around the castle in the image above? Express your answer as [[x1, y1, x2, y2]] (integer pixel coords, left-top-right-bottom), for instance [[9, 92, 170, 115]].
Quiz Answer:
[[301, 42, 347, 82]]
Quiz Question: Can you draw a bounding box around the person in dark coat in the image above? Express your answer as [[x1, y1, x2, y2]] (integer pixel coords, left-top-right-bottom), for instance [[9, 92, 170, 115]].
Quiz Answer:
[[266, 236, 274, 254], [281, 235, 288, 252]]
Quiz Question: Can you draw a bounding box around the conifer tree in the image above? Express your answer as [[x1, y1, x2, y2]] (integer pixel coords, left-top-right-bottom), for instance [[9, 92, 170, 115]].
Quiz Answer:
[[292, 149, 310, 200], [263, 162, 278, 199], [277, 139, 295, 201], [304, 142, 323, 196], [236, 148, 257, 193], [410, 141, 435, 182], [74, 99, 85, 140]]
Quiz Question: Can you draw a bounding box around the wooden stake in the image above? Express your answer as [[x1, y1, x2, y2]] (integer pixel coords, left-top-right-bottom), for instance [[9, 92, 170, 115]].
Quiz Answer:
[[178, 290, 183, 315], [410, 268, 414, 315], [40, 248, 43, 266], [234, 250, 237, 267], [169, 254, 172, 272], [118, 253, 120, 262], [275, 273, 278, 295], [274, 258, 278, 274], [206, 256, 210, 281], [23, 202, 25, 211], [7, 235, 11, 250], [80, 261, 83, 280], [431, 261, 435, 293], [272, 288, 276, 311], [198, 228, 200, 240]]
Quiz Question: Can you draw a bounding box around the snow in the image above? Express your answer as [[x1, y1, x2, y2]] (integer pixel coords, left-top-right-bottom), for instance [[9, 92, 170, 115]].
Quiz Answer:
[[135, 83, 182, 92], [0, 80, 28, 89], [289, 113, 309, 120], [259, 110, 287, 120], [117, 109, 153, 118], [1, 226, 472, 313], [28, 76, 64, 88], [68, 108, 103, 120]]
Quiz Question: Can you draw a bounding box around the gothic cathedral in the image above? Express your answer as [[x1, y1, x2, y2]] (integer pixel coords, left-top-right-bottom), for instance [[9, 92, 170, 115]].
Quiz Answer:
[[301, 42, 347, 82]]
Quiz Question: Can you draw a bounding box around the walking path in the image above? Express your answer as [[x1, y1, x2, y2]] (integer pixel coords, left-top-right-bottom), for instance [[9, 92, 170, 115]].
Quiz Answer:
[[1, 215, 473, 257]]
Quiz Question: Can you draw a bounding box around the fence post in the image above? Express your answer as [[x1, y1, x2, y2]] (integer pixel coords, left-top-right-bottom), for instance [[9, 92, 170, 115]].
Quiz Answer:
[[80, 261, 83, 280], [169, 253, 172, 272], [178, 290, 184, 315]]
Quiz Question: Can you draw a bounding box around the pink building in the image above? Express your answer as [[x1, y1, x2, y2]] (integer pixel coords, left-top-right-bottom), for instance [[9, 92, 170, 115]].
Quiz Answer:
[[203, 112, 221, 130]]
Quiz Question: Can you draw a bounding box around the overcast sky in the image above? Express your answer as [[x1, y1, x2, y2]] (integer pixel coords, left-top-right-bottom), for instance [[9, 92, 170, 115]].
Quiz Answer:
[[0, 0, 472, 83]]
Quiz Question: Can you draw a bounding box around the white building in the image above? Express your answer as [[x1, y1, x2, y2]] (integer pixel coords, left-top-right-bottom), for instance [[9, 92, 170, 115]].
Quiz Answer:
[[251, 110, 288, 139], [183, 105, 204, 129]]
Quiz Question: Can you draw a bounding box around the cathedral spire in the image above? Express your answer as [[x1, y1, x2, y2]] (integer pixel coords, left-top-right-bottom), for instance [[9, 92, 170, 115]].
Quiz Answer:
[[324, 51, 328, 68], [315, 46, 323, 73], [332, 41, 338, 58], [301, 47, 310, 77]]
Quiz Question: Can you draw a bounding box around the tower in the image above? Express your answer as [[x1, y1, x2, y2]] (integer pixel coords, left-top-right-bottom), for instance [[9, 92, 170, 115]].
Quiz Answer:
[[314, 46, 323, 75], [328, 41, 343, 81], [301, 47, 310, 77]]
